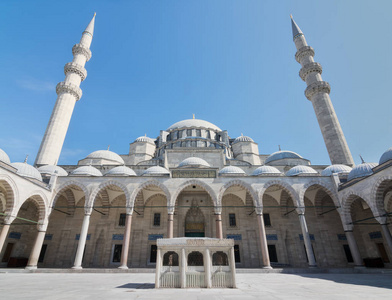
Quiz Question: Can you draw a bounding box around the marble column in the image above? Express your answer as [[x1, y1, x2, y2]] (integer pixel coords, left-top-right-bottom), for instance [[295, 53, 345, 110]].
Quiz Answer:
[[0, 223, 11, 255], [298, 211, 317, 267], [345, 230, 363, 266], [229, 247, 237, 288], [167, 213, 174, 238], [215, 213, 223, 239], [381, 224, 392, 260], [180, 248, 186, 288], [256, 213, 272, 268], [204, 248, 212, 288], [26, 230, 46, 269], [155, 248, 161, 288], [119, 213, 133, 269], [72, 213, 90, 269]]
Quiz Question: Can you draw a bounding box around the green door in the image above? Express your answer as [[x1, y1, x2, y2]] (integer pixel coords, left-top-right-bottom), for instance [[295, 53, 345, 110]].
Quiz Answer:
[[185, 232, 205, 237]]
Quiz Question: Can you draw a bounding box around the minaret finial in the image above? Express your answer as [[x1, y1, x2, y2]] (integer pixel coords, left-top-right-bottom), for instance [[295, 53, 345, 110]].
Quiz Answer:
[[278, 145, 281, 151], [290, 15, 303, 40], [359, 155, 365, 164], [192, 114, 195, 119], [83, 13, 96, 37], [24, 155, 29, 163]]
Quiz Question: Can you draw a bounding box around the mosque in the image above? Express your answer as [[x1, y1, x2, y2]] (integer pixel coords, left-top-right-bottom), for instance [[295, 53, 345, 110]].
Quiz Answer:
[[0, 14, 391, 270]]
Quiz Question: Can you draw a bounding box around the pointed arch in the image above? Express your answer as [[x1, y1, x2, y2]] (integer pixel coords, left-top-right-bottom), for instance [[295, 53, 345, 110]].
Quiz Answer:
[[0, 175, 18, 222], [218, 180, 258, 207], [171, 179, 218, 207], [258, 180, 299, 207], [372, 175, 392, 217], [23, 190, 48, 223], [129, 180, 171, 208], [341, 191, 371, 228], [89, 180, 131, 207], [52, 180, 89, 215]]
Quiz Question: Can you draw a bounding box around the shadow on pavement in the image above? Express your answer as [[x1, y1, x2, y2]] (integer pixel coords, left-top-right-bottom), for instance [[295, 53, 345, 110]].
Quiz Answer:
[[117, 283, 155, 289]]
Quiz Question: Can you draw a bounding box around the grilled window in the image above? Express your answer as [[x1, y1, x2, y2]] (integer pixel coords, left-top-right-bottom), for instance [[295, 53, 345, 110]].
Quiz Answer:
[[119, 213, 126, 226], [153, 213, 161, 226], [229, 213, 236, 227]]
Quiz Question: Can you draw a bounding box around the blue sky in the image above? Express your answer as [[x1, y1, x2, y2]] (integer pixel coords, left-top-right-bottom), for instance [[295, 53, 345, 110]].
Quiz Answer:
[[0, 0, 391, 166]]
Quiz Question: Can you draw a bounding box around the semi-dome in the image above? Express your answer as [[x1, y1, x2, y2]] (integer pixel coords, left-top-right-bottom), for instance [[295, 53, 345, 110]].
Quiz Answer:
[[167, 119, 221, 131], [178, 157, 210, 168], [252, 166, 281, 176], [38, 165, 68, 176], [71, 165, 102, 176], [219, 166, 246, 175], [321, 164, 352, 176], [86, 150, 124, 165], [265, 150, 303, 164], [233, 135, 254, 144], [135, 136, 155, 144], [286, 165, 318, 176], [143, 166, 170, 176], [0, 148, 11, 164], [104, 166, 136, 176], [11, 162, 42, 181], [347, 163, 378, 181], [379, 147, 392, 165]]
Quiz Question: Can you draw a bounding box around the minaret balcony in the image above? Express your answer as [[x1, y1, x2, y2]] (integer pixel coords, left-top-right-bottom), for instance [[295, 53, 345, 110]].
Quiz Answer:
[[64, 63, 87, 81], [56, 82, 83, 101], [299, 62, 322, 81], [295, 46, 315, 63], [72, 43, 92, 61], [305, 81, 331, 100]]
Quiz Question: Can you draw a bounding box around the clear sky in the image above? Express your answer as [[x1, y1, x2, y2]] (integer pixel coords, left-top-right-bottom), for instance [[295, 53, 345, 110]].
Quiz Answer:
[[0, 0, 391, 166]]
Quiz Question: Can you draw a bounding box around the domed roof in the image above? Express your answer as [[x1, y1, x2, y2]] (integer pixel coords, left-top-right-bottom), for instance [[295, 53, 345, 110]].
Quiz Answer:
[[167, 119, 221, 131], [252, 166, 281, 176], [233, 135, 254, 144], [86, 150, 124, 164], [178, 157, 210, 168], [286, 165, 318, 176], [347, 163, 378, 181], [0, 148, 11, 164], [71, 166, 102, 176], [321, 164, 352, 176], [219, 166, 246, 175], [105, 166, 136, 176], [143, 166, 170, 176], [379, 147, 392, 165], [38, 165, 68, 176], [135, 136, 155, 144], [265, 150, 303, 164], [11, 162, 42, 181]]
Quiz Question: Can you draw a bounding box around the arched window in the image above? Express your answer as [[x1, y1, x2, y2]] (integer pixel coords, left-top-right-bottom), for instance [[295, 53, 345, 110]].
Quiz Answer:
[[163, 251, 179, 266], [188, 251, 204, 266], [212, 251, 229, 266]]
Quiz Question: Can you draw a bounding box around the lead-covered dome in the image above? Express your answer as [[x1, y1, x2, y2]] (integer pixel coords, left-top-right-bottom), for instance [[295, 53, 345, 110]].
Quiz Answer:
[[105, 166, 137, 176], [167, 119, 221, 131], [265, 150, 302, 164], [379, 147, 392, 165], [143, 166, 170, 176], [219, 166, 246, 175], [178, 157, 210, 168], [286, 165, 318, 176], [252, 166, 281, 176], [233, 135, 254, 144], [71, 166, 102, 176], [321, 164, 352, 176], [347, 163, 378, 181], [135, 136, 155, 144], [86, 150, 124, 165], [11, 162, 42, 181], [0, 148, 11, 164], [38, 165, 68, 176]]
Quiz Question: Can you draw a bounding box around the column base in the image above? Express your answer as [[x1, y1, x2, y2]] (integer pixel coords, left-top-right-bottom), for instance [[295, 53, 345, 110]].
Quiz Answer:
[[262, 266, 273, 269], [118, 265, 128, 270], [25, 266, 37, 270], [72, 266, 83, 270], [308, 265, 318, 268], [354, 265, 366, 269]]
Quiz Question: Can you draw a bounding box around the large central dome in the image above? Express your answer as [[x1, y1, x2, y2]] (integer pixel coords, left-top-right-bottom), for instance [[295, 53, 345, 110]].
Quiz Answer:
[[167, 119, 221, 131]]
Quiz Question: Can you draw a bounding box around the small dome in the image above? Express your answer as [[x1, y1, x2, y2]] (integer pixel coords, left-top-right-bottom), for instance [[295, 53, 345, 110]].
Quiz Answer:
[[143, 166, 170, 176], [252, 166, 281, 176], [178, 157, 210, 168], [286, 165, 318, 176], [0, 148, 11, 164], [233, 135, 254, 144], [71, 166, 102, 176], [167, 119, 221, 131], [321, 164, 352, 176], [38, 165, 68, 176], [219, 166, 246, 175], [265, 150, 303, 164], [347, 163, 378, 181], [105, 166, 136, 176], [11, 162, 42, 181], [86, 150, 124, 165], [135, 136, 155, 144], [379, 147, 392, 165]]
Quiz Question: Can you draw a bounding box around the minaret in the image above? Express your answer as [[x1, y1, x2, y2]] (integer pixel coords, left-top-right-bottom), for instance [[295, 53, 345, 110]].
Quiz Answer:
[[34, 14, 96, 167], [291, 16, 354, 166]]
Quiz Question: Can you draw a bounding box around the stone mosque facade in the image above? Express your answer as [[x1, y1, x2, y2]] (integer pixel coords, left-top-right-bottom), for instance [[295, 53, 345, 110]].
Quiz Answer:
[[0, 14, 392, 270]]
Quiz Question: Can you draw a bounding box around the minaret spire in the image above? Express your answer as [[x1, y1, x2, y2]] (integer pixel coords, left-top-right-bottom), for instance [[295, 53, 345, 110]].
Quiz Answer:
[[291, 16, 354, 166], [34, 14, 96, 167]]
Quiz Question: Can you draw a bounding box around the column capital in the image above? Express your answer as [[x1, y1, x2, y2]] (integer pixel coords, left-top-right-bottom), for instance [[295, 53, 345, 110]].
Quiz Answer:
[[296, 207, 305, 215]]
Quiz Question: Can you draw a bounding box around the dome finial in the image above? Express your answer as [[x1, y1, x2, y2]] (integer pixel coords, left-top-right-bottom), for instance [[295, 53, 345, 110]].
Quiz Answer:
[[360, 155, 365, 164], [192, 114, 195, 119], [278, 145, 281, 151], [107, 145, 110, 151], [24, 155, 29, 163], [241, 133, 243, 136]]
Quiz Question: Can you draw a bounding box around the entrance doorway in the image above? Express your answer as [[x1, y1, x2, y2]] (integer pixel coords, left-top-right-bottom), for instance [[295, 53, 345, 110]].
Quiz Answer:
[[185, 201, 205, 237]]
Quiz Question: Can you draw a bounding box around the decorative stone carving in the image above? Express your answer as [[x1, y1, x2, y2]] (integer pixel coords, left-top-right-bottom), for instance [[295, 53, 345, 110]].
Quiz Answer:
[[299, 62, 322, 81], [305, 81, 331, 100], [295, 46, 315, 63], [64, 62, 87, 81], [56, 81, 83, 101], [72, 43, 92, 61]]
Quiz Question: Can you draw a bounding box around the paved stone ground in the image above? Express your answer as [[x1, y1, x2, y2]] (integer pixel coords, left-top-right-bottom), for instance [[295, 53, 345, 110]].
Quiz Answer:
[[1, 272, 392, 299]]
